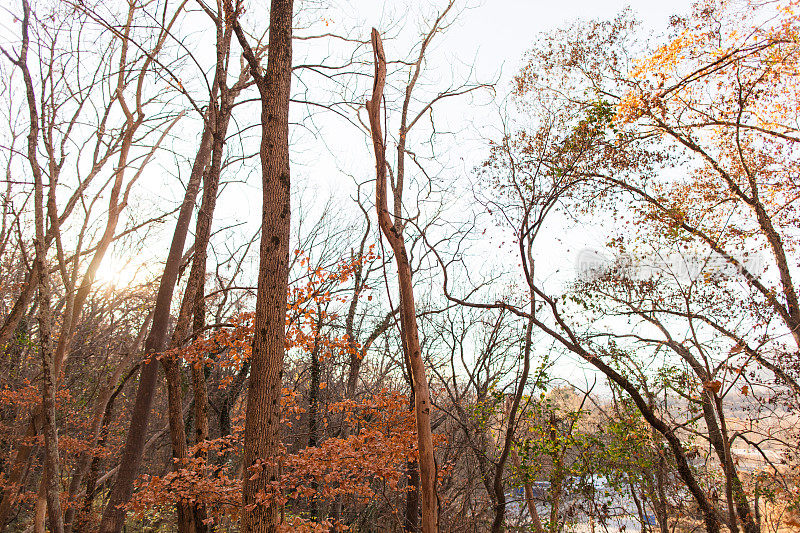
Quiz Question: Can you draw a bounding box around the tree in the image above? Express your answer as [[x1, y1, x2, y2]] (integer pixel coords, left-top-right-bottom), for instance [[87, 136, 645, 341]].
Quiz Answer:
[[367, 28, 441, 533], [228, 0, 295, 529], [447, 3, 800, 531], [12, 1, 65, 529], [0, 0, 181, 525]]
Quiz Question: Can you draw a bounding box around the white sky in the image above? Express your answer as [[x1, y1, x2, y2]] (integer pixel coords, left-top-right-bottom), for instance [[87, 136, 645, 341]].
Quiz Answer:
[[286, 0, 699, 269], [362, 0, 695, 81]]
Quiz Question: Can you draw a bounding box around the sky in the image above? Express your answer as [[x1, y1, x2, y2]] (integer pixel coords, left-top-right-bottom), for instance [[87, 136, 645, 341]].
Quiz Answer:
[[2, 0, 701, 384], [290, 0, 698, 199], [362, 0, 696, 81], [67, 0, 703, 303], [286, 0, 699, 275]]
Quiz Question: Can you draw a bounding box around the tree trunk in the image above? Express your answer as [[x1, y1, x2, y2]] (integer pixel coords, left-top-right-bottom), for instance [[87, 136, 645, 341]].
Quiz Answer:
[[63, 315, 150, 532], [0, 272, 36, 356], [405, 459, 420, 533], [509, 448, 544, 533], [307, 322, 322, 521], [162, 356, 198, 533], [75, 364, 136, 531], [491, 314, 533, 533], [162, 74, 231, 533], [366, 28, 439, 533], [97, 117, 213, 533], [33, 483, 46, 533], [231, 0, 294, 530], [405, 384, 419, 533], [14, 1, 64, 529]]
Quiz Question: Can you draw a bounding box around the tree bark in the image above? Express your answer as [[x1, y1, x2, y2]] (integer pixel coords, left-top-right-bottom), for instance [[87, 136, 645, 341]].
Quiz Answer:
[[405, 458, 420, 532], [14, 1, 65, 529], [230, 0, 294, 530], [162, 356, 198, 533]]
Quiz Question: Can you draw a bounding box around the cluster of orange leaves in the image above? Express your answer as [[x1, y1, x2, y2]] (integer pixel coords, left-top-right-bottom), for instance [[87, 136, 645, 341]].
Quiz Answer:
[[612, 0, 800, 267], [618, 0, 800, 128], [128, 390, 420, 528], [165, 247, 379, 388]]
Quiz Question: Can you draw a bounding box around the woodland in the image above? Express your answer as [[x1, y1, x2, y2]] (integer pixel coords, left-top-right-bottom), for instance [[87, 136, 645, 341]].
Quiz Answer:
[[0, 0, 798, 531]]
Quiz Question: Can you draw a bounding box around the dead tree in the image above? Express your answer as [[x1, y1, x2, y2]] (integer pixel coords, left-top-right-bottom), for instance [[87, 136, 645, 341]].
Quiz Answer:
[[366, 28, 439, 533]]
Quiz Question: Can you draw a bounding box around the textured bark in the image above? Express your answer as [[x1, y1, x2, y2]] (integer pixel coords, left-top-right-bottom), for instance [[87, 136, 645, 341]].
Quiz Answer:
[[231, 0, 294, 530], [308, 322, 321, 450], [307, 319, 322, 520], [366, 29, 439, 533]]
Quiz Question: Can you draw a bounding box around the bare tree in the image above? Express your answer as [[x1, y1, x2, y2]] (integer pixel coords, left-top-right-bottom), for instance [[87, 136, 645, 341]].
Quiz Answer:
[[367, 29, 440, 533]]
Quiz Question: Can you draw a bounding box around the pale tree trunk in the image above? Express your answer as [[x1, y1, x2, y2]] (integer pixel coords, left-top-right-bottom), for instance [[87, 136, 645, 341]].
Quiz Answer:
[[229, 0, 294, 530], [509, 448, 544, 533], [366, 29, 439, 533], [33, 483, 46, 533], [13, 0, 65, 530]]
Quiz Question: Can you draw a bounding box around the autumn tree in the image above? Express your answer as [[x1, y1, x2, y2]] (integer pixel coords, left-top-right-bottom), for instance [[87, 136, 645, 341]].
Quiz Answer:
[[0, 0, 185, 529], [441, 2, 800, 532]]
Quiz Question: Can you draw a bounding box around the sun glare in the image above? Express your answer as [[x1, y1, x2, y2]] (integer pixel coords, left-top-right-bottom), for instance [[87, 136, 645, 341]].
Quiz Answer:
[[94, 259, 148, 288]]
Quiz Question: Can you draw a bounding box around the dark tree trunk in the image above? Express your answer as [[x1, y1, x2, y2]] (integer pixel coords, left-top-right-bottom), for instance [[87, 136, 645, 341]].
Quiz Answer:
[[97, 116, 213, 533], [405, 459, 420, 532]]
